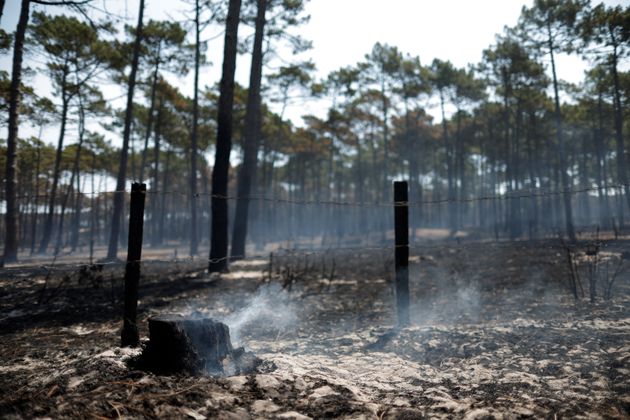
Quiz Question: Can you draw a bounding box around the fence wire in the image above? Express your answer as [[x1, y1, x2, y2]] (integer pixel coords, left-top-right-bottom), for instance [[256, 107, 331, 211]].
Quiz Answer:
[[2, 179, 621, 274], [12, 182, 629, 208]]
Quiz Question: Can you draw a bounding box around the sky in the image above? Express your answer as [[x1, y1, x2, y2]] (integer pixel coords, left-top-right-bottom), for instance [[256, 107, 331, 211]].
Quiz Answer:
[[0, 0, 626, 146]]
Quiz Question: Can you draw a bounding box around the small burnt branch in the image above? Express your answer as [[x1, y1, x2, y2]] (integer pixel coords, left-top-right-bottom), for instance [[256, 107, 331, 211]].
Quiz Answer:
[[585, 242, 600, 303], [560, 236, 582, 301]]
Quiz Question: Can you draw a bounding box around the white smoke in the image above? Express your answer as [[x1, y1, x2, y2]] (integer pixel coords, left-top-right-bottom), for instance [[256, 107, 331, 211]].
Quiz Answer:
[[222, 283, 297, 345]]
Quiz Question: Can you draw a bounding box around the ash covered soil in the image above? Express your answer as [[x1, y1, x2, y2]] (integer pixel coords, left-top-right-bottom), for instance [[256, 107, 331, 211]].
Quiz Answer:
[[1, 239, 629, 419]]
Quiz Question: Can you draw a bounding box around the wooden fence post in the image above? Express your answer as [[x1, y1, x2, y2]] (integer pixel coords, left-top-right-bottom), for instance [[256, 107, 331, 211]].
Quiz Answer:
[[394, 181, 410, 327], [121, 182, 146, 347]]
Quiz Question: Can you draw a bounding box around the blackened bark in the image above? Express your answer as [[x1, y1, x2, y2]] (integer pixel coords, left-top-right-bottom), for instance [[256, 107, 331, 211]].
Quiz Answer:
[[71, 97, 86, 251], [526, 112, 538, 238], [208, 0, 242, 272], [381, 78, 389, 203], [70, 171, 81, 251], [547, 22, 576, 242], [3, 0, 30, 263], [595, 90, 610, 227], [230, 0, 267, 260], [611, 43, 630, 219], [439, 90, 455, 232], [456, 110, 464, 229], [30, 142, 41, 254], [158, 149, 171, 245], [39, 88, 69, 254], [53, 123, 83, 256], [189, 0, 200, 256], [151, 104, 162, 247], [107, 0, 145, 261], [140, 51, 160, 182]]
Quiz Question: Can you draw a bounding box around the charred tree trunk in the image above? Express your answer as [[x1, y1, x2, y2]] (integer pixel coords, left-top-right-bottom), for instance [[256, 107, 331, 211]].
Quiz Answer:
[[39, 85, 70, 255], [456, 110, 465, 230], [3, 0, 29, 263], [380, 75, 390, 204], [151, 104, 163, 247], [30, 141, 41, 255], [158, 149, 171, 245], [107, 0, 145, 261], [547, 22, 576, 241], [208, 0, 242, 272], [140, 54, 160, 182], [71, 172, 82, 251], [230, 0, 267, 260], [54, 127, 84, 256], [189, 0, 201, 256], [71, 98, 87, 251], [526, 112, 538, 238], [595, 90, 610, 228], [439, 90, 455, 233], [611, 43, 629, 222]]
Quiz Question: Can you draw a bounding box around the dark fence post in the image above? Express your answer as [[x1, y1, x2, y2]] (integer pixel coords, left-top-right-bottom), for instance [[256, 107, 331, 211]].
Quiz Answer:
[[394, 181, 410, 327], [121, 182, 146, 347]]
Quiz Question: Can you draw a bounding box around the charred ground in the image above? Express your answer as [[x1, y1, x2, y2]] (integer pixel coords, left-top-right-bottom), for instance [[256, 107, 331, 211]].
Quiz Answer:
[[0, 239, 629, 419]]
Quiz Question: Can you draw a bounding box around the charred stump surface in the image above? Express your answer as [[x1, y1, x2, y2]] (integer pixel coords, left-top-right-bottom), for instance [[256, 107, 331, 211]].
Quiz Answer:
[[136, 315, 261, 376]]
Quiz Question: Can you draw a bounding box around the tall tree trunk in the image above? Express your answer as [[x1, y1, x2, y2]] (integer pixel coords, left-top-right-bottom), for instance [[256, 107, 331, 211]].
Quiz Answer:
[[208, 0, 242, 272], [501, 75, 514, 237], [30, 140, 40, 254], [610, 42, 629, 219], [595, 89, 610, 228], [71, 99, 86, 251], [439, 89, 455, 232], [356, 136, 367, 234], [231, 0, 267, 260], [456, 110, 464, 230], [158, 149, 171, 245], [189, 0, 200, 256], [107, 0, 145, 260], [39, 86, 69, 254], [547, 21, 576, 242], [71, 171, 82, 251], [53, 174, 74, 256], [579, 134, 590, 224], [140, 51, 160, 182], [89, 152, 96, 263], [54, 116, 84, 255], [3, 0, 30, 263], [526, 112, 538, 238], [151, 104, 162, 247], [411, 112, 423, 236], [381, 75, 390, 202]]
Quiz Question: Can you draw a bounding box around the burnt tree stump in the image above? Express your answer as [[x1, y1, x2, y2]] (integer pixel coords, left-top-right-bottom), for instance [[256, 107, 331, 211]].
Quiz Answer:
[[137, 315, 261, 376]]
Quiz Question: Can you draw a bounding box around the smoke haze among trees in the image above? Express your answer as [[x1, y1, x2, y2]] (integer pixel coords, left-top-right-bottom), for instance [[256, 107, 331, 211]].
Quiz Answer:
[[0, 0, 629, 263]]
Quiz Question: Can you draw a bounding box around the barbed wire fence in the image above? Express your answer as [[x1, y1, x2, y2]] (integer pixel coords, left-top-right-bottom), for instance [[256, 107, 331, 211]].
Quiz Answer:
[[1, 180, 625, 275], [5, 179, 630, 329], [11, 181, 630, 205]]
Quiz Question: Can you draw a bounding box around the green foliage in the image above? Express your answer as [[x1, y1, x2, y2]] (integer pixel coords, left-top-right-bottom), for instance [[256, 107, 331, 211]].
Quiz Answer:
[[482, 34, 548, 100], [519, 0, 590, 54], [141, 20, 192, 75]]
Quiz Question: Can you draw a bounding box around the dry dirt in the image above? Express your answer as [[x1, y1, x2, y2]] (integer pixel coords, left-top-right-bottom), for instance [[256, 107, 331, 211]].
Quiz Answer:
[[0, 239, 629, 419]]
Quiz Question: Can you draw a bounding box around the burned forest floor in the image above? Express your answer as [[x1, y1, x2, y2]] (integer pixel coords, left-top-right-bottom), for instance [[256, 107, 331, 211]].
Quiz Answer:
[[1, 238, 629, 419]]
